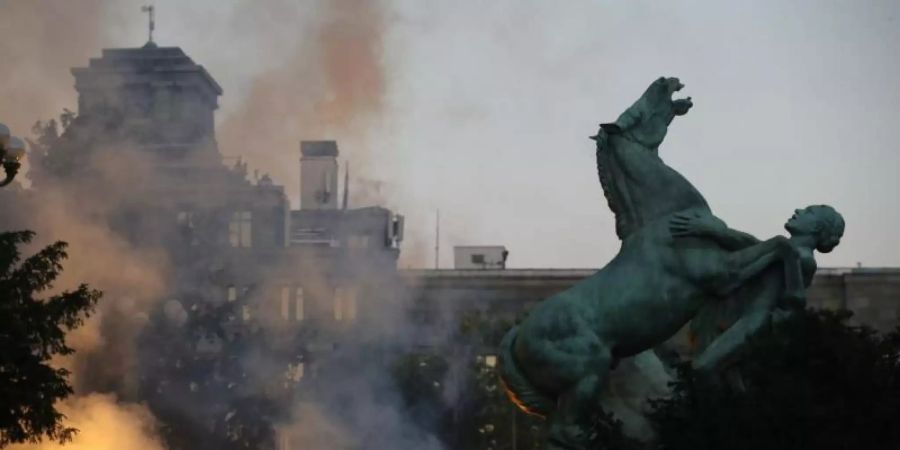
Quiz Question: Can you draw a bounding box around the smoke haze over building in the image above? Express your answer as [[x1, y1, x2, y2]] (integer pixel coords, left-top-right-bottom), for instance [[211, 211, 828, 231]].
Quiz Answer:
[[1, 2, 899, 449], [2, 0, 900, 269]]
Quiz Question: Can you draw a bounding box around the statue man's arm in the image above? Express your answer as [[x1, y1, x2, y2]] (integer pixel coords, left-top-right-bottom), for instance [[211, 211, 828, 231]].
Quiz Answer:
[[681, 219, 807, 302], [670, 213, 760, 251], [694, 244, 808, 373], [709, 228, 760, 251]]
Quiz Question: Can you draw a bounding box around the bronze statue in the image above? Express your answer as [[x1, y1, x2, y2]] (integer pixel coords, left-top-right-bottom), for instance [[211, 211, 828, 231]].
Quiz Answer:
[[497, 77, 844, 449]]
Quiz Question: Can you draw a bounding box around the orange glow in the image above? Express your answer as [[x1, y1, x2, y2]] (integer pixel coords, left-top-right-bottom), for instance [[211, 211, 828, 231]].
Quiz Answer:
[[498, 375, 547, 419], [8, 394, 164, 450]]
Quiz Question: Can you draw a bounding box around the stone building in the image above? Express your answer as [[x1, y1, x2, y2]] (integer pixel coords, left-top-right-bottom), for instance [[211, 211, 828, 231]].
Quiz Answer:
[[67, 41, 405, 317], [401, 266, 900, 358], [60, 41, 408, 444], [71, 42, 221, 160]]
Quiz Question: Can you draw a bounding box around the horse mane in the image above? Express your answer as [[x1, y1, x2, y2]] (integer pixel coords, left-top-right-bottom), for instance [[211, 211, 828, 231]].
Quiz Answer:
[[594, 130, 636, 240], [593, 130, 710, 241]]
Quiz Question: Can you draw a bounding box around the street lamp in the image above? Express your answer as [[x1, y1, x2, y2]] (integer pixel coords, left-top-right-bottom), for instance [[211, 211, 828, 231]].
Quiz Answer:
[[0, 122, 26, 187]]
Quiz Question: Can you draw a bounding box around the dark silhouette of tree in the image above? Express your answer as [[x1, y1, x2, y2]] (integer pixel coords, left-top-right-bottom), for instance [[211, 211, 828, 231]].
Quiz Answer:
[[649, 309, 900, 450], [0, 231, 101, 447], [26, 109, 81, 187], [454, 312, 548, 450], [392, 351, 453, 440], [139, 293, 291, 450], [392, 312, 580, 450]]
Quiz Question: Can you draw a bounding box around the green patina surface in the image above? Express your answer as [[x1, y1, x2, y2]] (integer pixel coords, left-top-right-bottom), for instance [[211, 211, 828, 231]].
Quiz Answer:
[[497, 77, 845, 449]]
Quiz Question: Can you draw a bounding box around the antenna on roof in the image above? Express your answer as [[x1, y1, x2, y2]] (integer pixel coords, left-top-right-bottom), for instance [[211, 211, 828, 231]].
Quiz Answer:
[[435, 209, 440, 269], [141, 5, 156, 44], [342, 162, 350, 210]]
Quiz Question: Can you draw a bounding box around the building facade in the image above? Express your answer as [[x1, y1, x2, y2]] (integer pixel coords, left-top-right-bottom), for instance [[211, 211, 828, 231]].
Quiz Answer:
[[67, 41, 405, 325], [57, 42, 408, 450], [402, 267, 900, 355]]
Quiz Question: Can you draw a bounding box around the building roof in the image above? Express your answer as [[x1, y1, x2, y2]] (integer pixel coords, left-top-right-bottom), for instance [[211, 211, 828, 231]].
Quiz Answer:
[[301, 141, 339, 158], [400, 267, 900, 289], [71, 45, 223, 100], [403, 267, 900, 277]]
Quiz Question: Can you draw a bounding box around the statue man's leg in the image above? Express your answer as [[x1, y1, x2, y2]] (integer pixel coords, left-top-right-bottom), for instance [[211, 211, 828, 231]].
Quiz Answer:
[[694, 261, 792, 372], [692, 302, 773, 373]]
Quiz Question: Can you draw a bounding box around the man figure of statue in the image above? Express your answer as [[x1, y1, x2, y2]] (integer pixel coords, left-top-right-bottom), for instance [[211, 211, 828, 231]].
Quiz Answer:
[[671, 205, 845, 373]]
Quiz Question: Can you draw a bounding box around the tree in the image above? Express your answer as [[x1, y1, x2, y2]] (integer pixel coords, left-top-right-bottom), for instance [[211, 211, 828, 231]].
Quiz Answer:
[[139, 295, 284, 450], [649, 309, 900, 450], [392, 351, 454, 442], [455, 312, 547, 450], [0, 231, 101, 447], [389, 309, 658, 450], [26, 109, 77, 187]]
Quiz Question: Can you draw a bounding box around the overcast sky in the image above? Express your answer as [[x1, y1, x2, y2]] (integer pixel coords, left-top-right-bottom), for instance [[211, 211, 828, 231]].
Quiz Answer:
[[2, 0, 899, 269]]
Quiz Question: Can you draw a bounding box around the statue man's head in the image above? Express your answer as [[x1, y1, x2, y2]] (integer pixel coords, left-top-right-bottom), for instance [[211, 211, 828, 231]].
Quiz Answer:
[[785, 205, 845, 253]]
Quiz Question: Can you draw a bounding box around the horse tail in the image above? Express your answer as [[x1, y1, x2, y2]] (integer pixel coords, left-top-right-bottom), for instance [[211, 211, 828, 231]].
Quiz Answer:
[[497, 326, 555, 418]]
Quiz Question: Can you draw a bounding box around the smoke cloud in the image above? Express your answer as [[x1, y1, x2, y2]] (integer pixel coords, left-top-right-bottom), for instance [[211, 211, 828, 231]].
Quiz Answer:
[[0, 1, 104, 134], [0, 1, 444, 448], [7, 394, 164, 450], [0, 142, 170, 447], [216, 0, 389, 208]]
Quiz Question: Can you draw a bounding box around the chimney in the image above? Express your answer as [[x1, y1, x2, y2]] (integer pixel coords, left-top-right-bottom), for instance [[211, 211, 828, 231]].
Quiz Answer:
[[300, 141, 339, 210]]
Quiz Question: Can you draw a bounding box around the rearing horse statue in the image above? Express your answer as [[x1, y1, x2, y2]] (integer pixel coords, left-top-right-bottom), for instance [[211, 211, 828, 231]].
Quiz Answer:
[[497, 77, 844, 449]]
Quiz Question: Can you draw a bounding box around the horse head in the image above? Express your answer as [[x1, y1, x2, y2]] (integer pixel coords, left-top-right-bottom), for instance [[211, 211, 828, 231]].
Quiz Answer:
[[599, 77, 693, 151], [592, 77, 706, 240]]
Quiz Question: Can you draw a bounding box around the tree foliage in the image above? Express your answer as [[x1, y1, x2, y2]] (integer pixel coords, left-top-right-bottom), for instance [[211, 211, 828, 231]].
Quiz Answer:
[[392, 312, 555, 450], [0, 231, 101, 447], [649, 309, 900, 450], [26, 109, 78, 187], [138, 295, 289, 450], [456, 312, 549, 450], [393, 308, 900, 450]]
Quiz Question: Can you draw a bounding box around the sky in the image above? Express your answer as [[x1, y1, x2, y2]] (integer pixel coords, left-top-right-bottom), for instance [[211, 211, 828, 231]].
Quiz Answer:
[[1, 0, 899, 269]]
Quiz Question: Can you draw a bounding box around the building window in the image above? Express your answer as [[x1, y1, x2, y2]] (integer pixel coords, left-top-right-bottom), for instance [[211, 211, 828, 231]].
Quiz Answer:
[[155, 87, 174, 121], [295, 287, 305, 321], [286, 362, 304, 382], [471, 254, 485, 264], [333, 287, 357, 322], [176, 211, 194, 228], [280, 287, 290, 321], [334, 289, 343, 321], [850, 297, 871, 309], [279, 287, 305, 322], [347, 235, 370, 249], [823, 297, 842, 311], [227, 286, 237, 302], [242, 305, 252, 322], [229, 211, 252, 248], [177, 211, 199, 246]]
